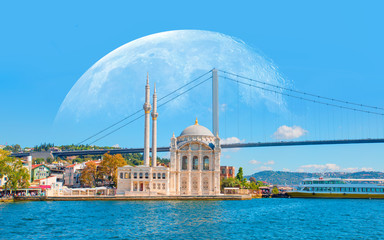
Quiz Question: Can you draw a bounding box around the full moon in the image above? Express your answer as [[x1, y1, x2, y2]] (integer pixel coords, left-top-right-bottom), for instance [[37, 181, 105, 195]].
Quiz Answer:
[[54, 30, 287, 145]]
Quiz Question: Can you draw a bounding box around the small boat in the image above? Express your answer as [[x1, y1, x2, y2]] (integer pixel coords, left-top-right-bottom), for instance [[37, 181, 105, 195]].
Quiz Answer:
[[287, 177, 384, 199]]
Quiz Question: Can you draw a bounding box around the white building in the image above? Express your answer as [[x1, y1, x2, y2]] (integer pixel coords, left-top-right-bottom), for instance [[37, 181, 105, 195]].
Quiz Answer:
[[116, 76, 221, 196], [64, 163, 86, 187]]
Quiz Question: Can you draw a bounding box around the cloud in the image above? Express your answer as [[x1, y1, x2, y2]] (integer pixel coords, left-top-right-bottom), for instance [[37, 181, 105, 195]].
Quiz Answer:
[[265, 160, 275, 165], [249, 160, 275, 166], [282, 168, 291, 172], [222, 137, 245, 152], [112, 144, 120, 148], [254, 166, 273, 172], [273, 125, 308, 140], [221, 137, 244, 145], [297, 163, 340, 172], [249, 160, 261, 165], [220, 103, 228, 112], [296, 163, 374, 173]]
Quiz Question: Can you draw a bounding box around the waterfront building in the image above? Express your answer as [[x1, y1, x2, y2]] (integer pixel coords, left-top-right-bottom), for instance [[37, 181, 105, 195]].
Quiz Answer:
[[31, 164, 51, 181], [220, 166, 235, 179], [64, 163, 86, 187], [116, 77, 221, 196]]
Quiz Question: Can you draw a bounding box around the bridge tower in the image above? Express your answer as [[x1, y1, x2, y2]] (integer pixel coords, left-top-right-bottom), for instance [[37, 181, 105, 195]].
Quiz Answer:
[[212, 68, 219, 136]]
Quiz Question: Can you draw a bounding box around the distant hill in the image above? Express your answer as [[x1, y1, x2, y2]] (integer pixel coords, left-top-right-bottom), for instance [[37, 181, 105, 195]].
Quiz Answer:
[[246, 171, 384, 186]]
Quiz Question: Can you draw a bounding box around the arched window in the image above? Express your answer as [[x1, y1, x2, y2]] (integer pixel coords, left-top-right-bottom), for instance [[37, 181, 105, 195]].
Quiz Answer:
[[145, 172, 149, 179], [139, 172, 143, 179], [192, 156, 198, 170], [120, 173, 123, 179], [203, 156, 209, 170], [129, 172, 131, 179], [158, 173, 161, 179], [124, 173, 129, 179], [134, 172, 137, 179], [162, 173, 166, 179], [153, 173, 156, 179], [182, 156, 188, 170]]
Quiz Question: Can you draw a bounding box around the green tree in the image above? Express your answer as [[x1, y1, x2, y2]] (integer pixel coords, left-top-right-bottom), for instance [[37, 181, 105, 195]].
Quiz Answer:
[[236, 167, 244, 181], [272, 186, 279, 195], [33, 158, 45, 164], [220, 177, 241, 191], [0, 149, 30, 193]]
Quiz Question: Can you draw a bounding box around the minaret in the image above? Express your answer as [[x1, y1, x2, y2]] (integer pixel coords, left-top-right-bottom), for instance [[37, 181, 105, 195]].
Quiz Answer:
[[151, 83, 158, 167], [143, 73, 152, 166]]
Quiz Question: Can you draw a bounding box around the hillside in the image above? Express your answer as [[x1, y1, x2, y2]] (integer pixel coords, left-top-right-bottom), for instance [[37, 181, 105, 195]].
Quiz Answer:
[[246, 171, 384, 186]]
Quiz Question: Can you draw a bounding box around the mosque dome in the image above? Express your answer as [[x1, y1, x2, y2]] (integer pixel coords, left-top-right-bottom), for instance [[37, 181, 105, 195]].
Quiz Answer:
[[179, 118, 214, 137]]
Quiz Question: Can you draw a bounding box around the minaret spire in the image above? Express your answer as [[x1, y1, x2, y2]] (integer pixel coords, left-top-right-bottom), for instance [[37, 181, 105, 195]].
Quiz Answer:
[[143, 73, 152, 166], [151, 82, 158, 167]]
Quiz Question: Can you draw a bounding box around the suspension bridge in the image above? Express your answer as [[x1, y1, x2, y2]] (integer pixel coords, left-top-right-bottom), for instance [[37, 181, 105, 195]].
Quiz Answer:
[[12, 69, 384, 158]]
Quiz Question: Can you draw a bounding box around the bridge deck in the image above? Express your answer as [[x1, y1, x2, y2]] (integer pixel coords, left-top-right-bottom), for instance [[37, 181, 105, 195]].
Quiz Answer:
[[10, 138, 384, 158]]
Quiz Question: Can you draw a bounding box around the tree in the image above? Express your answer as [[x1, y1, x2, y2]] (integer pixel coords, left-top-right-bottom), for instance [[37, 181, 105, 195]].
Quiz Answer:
[[99, 153, 126, 187], [0, 149, 30, 193], [236, 167, 245, 183], [220, 177, 241, 191], [33, 158, 45, 164], [272, 186, 279, 195], [80, 161, 98, 187], [249, 177, 256, 183]]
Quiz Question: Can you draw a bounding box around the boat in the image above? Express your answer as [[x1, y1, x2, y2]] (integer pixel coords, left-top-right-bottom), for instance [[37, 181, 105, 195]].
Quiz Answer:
[[287, 177, 384, 199]]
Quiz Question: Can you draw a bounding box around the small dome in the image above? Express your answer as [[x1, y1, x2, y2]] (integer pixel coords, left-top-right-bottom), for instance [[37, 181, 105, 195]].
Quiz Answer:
[[179, 119, 214, 137]]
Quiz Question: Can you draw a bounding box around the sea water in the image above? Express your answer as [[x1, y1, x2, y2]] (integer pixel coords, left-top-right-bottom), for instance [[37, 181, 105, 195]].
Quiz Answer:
[[1, 198, 384, 240]]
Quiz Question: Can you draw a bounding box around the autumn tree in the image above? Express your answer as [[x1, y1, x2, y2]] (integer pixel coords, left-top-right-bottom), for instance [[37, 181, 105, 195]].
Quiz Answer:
[[99, 153, 126, 187], [80, 161, 98, 187], [0, 149, 30, 193]]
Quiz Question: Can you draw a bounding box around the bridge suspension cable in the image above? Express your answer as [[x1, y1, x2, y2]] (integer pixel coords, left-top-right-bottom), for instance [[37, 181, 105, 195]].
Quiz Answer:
[[221, 75, 384, 116], [80, 71, 212, 145], [219, 70, 384, 112]]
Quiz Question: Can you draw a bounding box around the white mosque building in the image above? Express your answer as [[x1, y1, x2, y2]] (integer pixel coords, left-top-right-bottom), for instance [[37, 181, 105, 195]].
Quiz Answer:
[[116, 76, 221, 196]]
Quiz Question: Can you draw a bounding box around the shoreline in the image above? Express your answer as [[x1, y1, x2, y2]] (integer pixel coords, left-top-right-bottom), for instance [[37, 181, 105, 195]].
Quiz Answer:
[[13, 195, 252, 201]]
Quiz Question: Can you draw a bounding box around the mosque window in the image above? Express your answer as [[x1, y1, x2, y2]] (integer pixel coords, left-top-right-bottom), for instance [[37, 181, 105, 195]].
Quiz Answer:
[[153, 173, 156, 179], [120, 173, 123, 179], [193, 156, 198, 170], [158, 173, 161, 179], [145, 172, 149, 179], [129, 172, 131, 179], [162, 183, 165, 189], [162, 173, 166, 179], [158, 183, 161, 189], [139, 173, 143, 179], [124, 173, 129, 179], [182, 156, 188, 170], [203, 156, 209, 170], [153, 183, 156, 189], [134, 172, 137, 179]]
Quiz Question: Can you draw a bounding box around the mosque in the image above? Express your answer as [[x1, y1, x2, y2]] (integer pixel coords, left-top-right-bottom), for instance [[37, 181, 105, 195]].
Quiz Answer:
[[116, 76, 221, 196]]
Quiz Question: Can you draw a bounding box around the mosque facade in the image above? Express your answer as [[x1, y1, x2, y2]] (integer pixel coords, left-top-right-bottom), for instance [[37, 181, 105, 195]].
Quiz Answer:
[[116, 77, 221, 196]]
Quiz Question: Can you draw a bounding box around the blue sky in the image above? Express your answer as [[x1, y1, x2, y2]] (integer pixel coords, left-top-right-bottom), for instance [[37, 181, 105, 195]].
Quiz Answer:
[[1, 1, 384, 175]]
